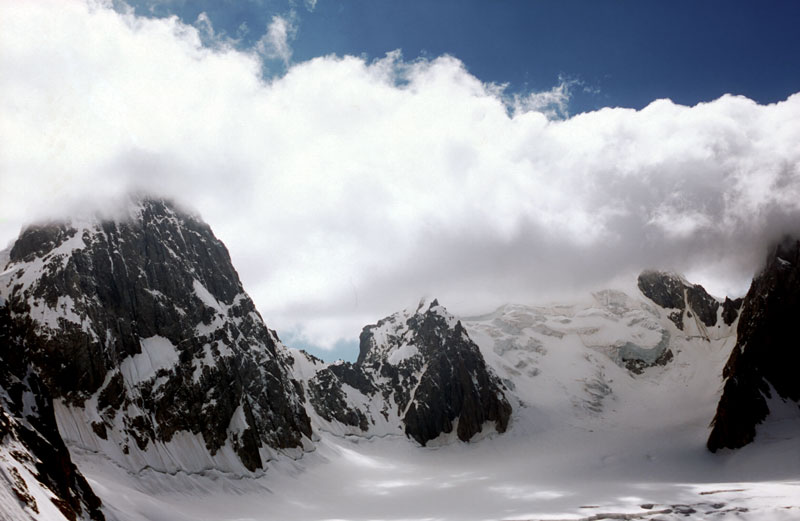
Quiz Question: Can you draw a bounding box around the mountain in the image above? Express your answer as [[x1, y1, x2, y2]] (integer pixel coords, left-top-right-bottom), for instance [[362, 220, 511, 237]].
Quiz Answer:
[[463, 281, 739, 434], [0, 198, 514, 484], [707, 237, 800, 451], [637, 270, 740, 332], [1, 197, 797, 520], [292, 298, 512, 445], [0, 304, 104, 521], [0, 199, 312, 476]]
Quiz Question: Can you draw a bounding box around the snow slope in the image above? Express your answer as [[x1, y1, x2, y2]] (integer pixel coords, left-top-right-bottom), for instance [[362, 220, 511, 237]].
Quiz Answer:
[[61, 284, 800, 521], [0, 199, 313, 478]]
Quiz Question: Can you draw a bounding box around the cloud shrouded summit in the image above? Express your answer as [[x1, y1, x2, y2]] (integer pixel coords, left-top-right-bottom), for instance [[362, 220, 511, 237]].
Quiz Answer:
[[2, 1, 800, 353]]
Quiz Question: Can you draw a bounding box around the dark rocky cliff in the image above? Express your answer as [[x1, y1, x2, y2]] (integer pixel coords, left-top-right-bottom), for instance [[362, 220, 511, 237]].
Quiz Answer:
[[304, 299, 512, 446], [0, 198, 311, 472], [0, 303, 104, 521], [395, 306, 512, 445], [707, 237, 800, 452], [637, 270, 736, 331]]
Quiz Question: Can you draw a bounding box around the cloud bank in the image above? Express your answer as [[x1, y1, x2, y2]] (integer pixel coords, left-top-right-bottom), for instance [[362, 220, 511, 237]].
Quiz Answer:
[[2, 1, 800, 352]]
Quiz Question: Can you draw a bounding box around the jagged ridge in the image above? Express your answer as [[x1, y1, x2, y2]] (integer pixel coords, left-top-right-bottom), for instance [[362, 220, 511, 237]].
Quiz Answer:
[[0, 303, 104, 521], [707, 237, 800, 452], [299, 299, 512, 445], [0, 198, 311, 473]]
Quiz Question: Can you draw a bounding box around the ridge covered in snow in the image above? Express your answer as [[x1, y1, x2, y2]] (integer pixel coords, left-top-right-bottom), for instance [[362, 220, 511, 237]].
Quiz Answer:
[[292, 297, 512, 445], [1, 199, 798, 521], [0, 198, 312, 478]]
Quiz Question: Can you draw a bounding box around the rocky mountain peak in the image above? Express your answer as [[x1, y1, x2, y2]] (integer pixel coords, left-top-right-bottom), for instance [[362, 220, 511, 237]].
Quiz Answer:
[[0, 303, 105, 521], [637, 269, 734, 331], [359, 299, 511, 445], [0, 197, 311, 473], [707, 236, 800, 452], [299, 298, 511, 446], [357, 296, 458, 368]]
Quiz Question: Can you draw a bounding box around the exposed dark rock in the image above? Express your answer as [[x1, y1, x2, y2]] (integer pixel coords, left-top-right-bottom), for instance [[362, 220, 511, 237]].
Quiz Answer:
[[308, 368, 370, 430], [638, 271, 686, 311], [9, 224, 78, 264], [722, 297, 743, 326], [638, 270, 722, 331], [686, 284, 720, 328], [299, 299, 512, 445], [638, 271, 687, 329], [0, 198, 311, 472], [359, 300, 512, 445], [0, 304, 105, 521], [624, 348, 674, 375], [9, 466, 38, 514], [328, 362, 377, 396], [708, 237, 800, 452]]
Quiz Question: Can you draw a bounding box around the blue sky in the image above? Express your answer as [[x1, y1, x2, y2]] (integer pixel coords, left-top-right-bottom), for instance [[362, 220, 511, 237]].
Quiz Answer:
[[123, 0, 800, 114], [3, 2, 800, 363], [110, 0, 800, 361]]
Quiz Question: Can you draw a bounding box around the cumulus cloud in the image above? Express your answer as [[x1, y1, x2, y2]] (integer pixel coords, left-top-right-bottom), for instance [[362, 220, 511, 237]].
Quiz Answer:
[[256, 13, 297, 66], [510, 75, 576, 118], [2, 1, 800, 352]]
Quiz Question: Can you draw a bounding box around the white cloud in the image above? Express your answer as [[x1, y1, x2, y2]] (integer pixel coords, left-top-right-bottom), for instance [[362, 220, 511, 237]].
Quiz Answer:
[[256, 13, 297, 67], [2, 1, 800, 350], [511, 75, 576, 119], [194, 12, 215, 41]]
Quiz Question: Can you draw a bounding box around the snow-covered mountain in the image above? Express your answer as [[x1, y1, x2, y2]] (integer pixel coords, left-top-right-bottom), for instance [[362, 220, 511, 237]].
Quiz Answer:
[[0, 197, 797, 521], [0, 304, 104, 521], [291, 298, 511, 444], [0, 199, 312, 478], [463, 274, 740, 437], [708, 236, 800, 451]]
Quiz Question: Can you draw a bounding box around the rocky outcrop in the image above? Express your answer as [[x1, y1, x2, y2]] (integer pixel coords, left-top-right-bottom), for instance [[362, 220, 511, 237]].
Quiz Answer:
[[0, 304, 104, 521], [0, 198, 311, 473], [299, 299, 512, 445], [395, 309, 512, 445], [307, 367, 370, 431], [707, 237, 800, 452], [360, 299, 511, 445], [622, 346, 673, 375], [686, 284, 721, 328], [637, 270, 721, 330], [722, 297, 743, 326]]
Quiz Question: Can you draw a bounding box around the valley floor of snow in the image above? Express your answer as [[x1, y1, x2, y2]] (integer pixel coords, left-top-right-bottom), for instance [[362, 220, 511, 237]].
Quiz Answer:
[[72, 409, 800, 521], [67, 294, 800, 521]]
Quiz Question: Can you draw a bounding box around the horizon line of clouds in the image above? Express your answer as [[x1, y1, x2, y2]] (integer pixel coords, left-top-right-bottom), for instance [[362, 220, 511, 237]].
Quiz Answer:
[[113, 0, 302, 73], [138, 0, 581, 107], [2, 1, 800, 352]]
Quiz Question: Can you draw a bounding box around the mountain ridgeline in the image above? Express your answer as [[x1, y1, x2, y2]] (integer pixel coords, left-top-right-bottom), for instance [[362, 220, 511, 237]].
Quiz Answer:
[[707, 237, 800, 452], [0, 198, 515, 518], [0, 304, 104, 521], [1, 200, 312, 478], [299, 299, 512, 445], [0, 197, 797, 519]]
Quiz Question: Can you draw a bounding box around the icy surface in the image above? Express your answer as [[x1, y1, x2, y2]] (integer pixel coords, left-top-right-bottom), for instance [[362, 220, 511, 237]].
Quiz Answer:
[[0, 440, 79, 521], [58, 288, 799, 521], [387, 343, 419, 365], [120, 336, 181, 385], [72, 422, 799, 521]]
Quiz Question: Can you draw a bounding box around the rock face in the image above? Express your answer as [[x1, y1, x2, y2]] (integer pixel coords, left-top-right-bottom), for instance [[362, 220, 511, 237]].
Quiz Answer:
[[297, 299, 512, 445], [0, 304, 104, 521], [722, 297, 744, 326], [363, 299, 512, 445], [637, 270, 732, 331], [707, 238, 800, 452], [0, 198, 311, 473]]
